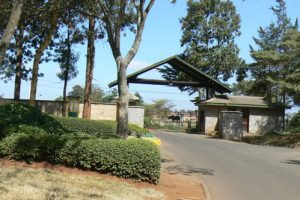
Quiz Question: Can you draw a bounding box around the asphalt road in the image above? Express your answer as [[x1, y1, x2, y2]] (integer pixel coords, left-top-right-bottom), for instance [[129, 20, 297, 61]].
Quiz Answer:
[[155, 131, 300, 200]]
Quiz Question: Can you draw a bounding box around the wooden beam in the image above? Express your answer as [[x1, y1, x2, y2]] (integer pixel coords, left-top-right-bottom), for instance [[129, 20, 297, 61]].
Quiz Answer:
[[128, 78, 209, 87]]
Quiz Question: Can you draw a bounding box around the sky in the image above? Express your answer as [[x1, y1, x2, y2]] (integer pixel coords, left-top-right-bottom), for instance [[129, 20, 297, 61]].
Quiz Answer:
[[1, 0, 300, 112]]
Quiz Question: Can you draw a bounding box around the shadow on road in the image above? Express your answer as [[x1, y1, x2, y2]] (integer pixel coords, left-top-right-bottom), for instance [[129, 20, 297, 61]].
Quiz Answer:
[[282, 160, 300, 165], [164, 164, 214, 176]]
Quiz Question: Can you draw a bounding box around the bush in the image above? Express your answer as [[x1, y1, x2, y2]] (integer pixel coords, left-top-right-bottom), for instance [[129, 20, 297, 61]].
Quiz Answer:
[[128, 124, 149, 138], [53, 116, 118, 137], [0, 131, 160, 183], [0, 103, 160, 183], [0, 103, 66, 136], [289, 112, 300, 129], [58, 138, 160, 183]]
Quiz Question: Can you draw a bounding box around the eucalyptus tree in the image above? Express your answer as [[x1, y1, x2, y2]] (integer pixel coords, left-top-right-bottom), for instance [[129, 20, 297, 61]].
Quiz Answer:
[[54, 2, 86, 116], [55, 39, 79, 116], [0, 0, 44, 100], [96, 0, 162, 137], [80, 1, 105, 119], [29, 0, 64, 106], [0, 0, 24, 65]]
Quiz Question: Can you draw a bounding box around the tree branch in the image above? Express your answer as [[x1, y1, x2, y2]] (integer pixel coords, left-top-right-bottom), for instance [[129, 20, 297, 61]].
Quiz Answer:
[[124, 0, 155, 66]]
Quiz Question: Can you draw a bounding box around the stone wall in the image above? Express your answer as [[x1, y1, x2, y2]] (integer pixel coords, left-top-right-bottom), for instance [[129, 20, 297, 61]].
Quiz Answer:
[[249, 108, 284, 135], [0, 99, 145, 127], [78, 103, 144, 127]]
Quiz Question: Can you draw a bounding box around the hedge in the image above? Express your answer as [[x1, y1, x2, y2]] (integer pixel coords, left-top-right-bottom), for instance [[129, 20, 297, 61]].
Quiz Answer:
[[0, 128, 160, 183], [0, 103, 148, 137], [0, 103, 161, 183], [57, 138, 161, 183], [53, 116, 118, 137]]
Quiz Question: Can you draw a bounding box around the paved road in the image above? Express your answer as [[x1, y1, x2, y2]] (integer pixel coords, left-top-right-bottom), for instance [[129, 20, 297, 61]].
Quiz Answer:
[[155, 131, 300, 200]]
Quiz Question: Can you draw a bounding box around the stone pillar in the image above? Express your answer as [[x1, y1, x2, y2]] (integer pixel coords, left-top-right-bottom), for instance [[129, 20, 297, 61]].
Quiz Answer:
[[219, 111, 243, 140]]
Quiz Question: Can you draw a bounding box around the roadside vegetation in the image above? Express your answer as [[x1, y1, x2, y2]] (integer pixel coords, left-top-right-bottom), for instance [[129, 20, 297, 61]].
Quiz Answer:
[[242, 112, 300, 148], [0, 103, 161, 183]]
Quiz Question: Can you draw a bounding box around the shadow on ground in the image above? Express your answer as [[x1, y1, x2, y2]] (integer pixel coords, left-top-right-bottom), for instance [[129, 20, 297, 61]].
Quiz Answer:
[[164, 164, 214, 176], [282, 160, 300, 165]]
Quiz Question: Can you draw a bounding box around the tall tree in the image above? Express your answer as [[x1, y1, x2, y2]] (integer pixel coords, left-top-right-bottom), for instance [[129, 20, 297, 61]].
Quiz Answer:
[[0, 0, 41, 100], [29, 0, 63, 106], [271, 30, 300, 104], [55, 35, 79, 116], [248, 0, 298, 103], [0, 0, 24, 65], [82, 16, 96, 119], [163, 0, 242, 95], [97, 0, 159, 138]]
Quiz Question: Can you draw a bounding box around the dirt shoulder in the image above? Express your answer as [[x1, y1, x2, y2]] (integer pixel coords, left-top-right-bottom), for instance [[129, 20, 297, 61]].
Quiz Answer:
[[242, 133, 300, 148]]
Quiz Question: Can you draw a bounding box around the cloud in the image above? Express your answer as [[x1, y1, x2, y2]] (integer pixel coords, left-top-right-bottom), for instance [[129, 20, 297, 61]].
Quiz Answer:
[[128, 60, 149, 70]]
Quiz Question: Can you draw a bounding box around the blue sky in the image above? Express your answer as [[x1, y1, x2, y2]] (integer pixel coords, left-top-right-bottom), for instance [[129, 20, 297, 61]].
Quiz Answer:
[[1, 0, 300, 112]]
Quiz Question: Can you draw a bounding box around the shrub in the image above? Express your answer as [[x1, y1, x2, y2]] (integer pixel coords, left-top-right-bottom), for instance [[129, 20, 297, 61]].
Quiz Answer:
[[53, 116, 118, 137], [128, 124, 149, 138], [0, 103, 161, 183], [58, 138, 160, 183], [0, 131, 160, 183], [0, 103, 66, 135], [0, 125, 68, 162]]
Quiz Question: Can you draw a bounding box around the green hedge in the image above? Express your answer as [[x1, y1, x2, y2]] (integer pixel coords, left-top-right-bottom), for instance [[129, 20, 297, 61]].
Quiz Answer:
[[0, 103, 66, 137], [0, 103, 160, 183], [0, 128, 160, 183], [57, 138, 160, 183], [53, 116, 118, 137]]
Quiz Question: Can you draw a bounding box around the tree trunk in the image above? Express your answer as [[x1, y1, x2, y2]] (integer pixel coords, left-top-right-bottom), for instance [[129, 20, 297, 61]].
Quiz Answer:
[[62, 28, 71, 117], [82, 17, 95, 119], [0, 0, 23, 65], [29, 0, 61, 106], [117, 61, 129, 138], [62, 77, 68, 116], [14, 28, 24, 100]]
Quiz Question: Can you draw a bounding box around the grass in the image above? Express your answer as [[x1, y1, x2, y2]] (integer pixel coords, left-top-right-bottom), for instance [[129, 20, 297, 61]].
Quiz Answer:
[[0, 166, 165, 200], [242, 133, 300, 148]]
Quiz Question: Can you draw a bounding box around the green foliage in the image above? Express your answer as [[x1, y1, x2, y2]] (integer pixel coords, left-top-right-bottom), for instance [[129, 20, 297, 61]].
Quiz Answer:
[[0, 125, 68, 163], [67, 85, 119, 103], [128, 124, 149, 138], [289, 111, 300, 129], [57, 138, 160, 183], [0, 130, 160, 183], [0, 103, 159, 182], [53, 116, 118, 137], [0, 103, 66, 137], [161, 0, 242, 94], [144, 99, 174, 120], [247, 0, 298, 103]]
